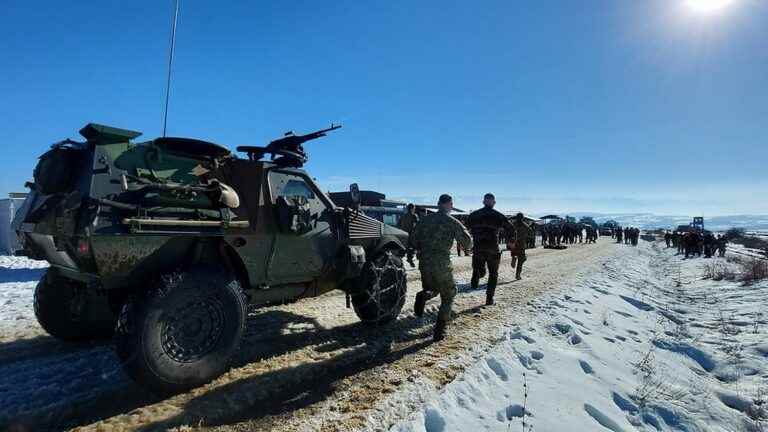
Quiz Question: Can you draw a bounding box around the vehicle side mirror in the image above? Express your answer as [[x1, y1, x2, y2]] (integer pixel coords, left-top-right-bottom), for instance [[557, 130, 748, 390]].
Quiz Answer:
[[349, 183, 361, 209]]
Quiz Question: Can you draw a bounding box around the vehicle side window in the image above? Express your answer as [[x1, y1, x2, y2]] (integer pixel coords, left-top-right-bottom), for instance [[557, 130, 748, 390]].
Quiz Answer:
[[269, 171, 328, 217], [282, 179, 315, 200], [383, 213, 398, 227]]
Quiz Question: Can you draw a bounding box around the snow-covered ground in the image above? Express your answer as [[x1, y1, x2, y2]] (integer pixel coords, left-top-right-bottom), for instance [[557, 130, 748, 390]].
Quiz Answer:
[[2, 241, 766, 431], [0, 255, 47, 341], [730, 243, 768, 260], [391, 242, 768, 432]]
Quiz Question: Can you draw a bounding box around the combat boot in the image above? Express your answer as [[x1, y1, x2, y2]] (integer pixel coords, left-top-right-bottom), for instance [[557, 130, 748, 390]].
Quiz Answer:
[[414, 291, 427, 318], [433, 318, 447, 342], [485, 287, 495, 306]]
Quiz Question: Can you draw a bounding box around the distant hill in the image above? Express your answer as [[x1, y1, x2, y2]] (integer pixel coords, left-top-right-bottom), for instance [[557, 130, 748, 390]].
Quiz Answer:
[[559, 213, 768, 231]]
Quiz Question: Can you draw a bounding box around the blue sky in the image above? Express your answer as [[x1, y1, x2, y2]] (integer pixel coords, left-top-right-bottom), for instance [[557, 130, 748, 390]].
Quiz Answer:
[[1, 0, 766, 216]]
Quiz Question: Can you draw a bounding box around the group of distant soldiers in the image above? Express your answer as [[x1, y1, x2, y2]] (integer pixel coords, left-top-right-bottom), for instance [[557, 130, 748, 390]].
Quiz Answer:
[[398, 193, 536, 341], [664, 230, 728, 258], [540, 222, 599, 248], [613, 227, 640, 246]]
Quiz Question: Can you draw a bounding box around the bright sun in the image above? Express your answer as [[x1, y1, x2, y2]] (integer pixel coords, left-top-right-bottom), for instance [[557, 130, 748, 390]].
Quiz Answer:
[[686, 0, 735, 14]]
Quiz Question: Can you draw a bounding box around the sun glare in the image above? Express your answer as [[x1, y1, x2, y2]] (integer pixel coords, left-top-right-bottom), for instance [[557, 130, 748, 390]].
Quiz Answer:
[[686, 0, 735, 14]]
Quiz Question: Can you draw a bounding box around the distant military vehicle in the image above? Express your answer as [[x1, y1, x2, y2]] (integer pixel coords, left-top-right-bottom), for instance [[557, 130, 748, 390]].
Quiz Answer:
[[599, 220, 619, 236], [578, 216, 598, 230], [329, 190, 407, 227], [13, 123, 409, 393]]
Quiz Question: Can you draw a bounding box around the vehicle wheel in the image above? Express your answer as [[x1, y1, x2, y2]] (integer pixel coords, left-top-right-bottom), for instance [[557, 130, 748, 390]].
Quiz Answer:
[[351, 250, 407, 325], [114, 268, 246, 394], [33, 270, 116, 341]]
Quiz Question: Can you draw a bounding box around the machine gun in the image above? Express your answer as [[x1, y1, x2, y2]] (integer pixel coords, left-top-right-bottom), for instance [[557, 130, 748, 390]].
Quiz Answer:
[[237, 124, 341, 167]]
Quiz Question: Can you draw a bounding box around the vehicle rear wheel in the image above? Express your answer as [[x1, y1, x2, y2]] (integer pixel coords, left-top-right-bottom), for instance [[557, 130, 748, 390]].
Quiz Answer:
[[34, 270, 116, 341], [351, 250, 407, 325], [114, 268, 246, 394]]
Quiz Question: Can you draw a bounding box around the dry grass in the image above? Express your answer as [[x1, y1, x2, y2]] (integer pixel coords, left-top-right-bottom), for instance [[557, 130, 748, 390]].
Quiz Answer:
[[748, 385, 768, 432], [739, 257, 768, 284], [702, 257, 768, 284], [703, 261, 737, 281]]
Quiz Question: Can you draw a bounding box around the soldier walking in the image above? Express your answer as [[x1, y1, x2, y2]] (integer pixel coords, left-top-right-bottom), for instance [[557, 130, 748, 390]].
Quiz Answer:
[[527, 223, 537, 249], [412, 194, 473, 342], [467, 193, 513, 306], [399, 203, 420, 267], [703, 232, 716, 258], [675, 232, 684, 254], [510, 212, 534, 281], [455, 216, 471, 256], [716, 235, 728, 257]]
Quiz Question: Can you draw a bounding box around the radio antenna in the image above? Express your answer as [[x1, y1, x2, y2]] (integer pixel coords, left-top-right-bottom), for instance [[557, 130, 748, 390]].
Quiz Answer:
[[162, 0, 180, 137]]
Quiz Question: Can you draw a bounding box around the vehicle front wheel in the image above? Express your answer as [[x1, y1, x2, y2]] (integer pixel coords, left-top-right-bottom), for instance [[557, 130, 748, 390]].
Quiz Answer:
[[114, 268, 247, 394], [34, 270, 116, 341], [350, 250, 407, 325]]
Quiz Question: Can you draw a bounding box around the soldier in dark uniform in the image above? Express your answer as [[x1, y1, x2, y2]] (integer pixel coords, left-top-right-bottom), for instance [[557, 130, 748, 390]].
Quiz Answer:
[[467, 193, 514, 306], [703, 232, 716, 258], [716, 235, 727, 257], [398, 203, 420, 267], [664, 231, 672, 248], [412, 194, 473, 342], [675, 232, 684, 255], [684, 231, 694, 258]]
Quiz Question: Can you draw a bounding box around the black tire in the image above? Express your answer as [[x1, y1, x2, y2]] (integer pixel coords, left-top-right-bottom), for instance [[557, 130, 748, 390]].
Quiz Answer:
[[114, 268, 246, 394], [351, 250, 407, 325], [33, 270, 116, 341]]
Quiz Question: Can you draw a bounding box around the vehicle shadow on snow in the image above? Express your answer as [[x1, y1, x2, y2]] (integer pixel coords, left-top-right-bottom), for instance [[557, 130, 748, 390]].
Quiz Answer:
[[140, 307, 484, 431], [0, 333, 108, 365], [0, 267, 46, 284]]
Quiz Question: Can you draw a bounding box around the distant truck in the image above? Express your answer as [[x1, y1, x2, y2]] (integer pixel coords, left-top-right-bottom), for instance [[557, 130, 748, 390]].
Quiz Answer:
[[599, 220, 619, 236], [329, 190, 407, 227], [329, 191, 465, 228], [578, 216, 598, 230]]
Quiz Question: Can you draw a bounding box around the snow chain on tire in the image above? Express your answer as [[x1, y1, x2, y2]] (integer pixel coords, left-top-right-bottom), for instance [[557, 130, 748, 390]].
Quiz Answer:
[[351, 250, 407, 325]]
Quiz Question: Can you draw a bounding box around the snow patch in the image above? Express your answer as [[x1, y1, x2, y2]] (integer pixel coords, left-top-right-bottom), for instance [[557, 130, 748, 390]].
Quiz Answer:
[[392, 242, 768, 431]]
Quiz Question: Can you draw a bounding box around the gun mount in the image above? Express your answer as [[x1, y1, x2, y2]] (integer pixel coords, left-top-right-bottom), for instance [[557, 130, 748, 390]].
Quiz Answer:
[[237, 124, 341, 167]]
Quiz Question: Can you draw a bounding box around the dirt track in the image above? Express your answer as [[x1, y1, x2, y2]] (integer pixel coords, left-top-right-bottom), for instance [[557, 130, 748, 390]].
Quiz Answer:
[[0, 239, 618, 432]]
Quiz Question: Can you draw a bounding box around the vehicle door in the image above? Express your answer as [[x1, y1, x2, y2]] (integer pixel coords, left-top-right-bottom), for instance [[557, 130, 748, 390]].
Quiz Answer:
[[266, 169, 336, 284]]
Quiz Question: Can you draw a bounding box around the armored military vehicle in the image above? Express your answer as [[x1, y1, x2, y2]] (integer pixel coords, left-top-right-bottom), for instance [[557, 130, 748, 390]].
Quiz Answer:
[[13, 123, 409, 393]]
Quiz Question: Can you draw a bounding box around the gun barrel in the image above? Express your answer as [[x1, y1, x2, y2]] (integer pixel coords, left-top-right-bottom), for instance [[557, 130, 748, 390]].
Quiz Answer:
[[268, 124, 342, 147], [315, 124, 342, 135]]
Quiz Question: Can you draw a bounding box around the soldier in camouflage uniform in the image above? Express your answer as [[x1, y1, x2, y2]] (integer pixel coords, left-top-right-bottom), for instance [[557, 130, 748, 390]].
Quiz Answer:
[[412, 194, 473, 342], [510, 213, 534, 281], [398, 203, 420, 267]]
